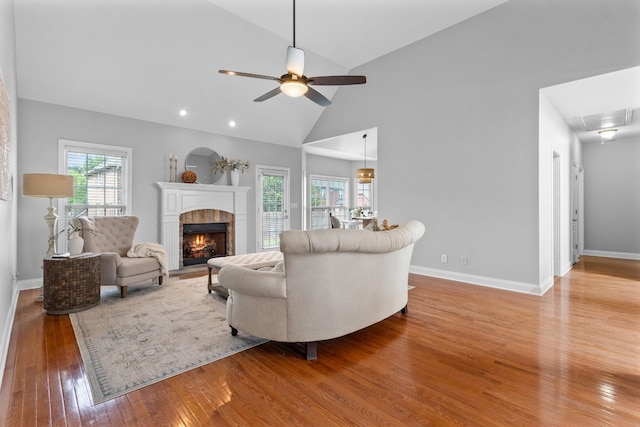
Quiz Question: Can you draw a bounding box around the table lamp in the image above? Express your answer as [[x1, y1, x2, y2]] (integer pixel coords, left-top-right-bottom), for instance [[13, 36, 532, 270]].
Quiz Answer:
[[22, 173, 75, 255]]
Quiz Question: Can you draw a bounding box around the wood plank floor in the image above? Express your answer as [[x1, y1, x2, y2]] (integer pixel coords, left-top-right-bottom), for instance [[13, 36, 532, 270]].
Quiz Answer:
[[1, 256, 639, 426]]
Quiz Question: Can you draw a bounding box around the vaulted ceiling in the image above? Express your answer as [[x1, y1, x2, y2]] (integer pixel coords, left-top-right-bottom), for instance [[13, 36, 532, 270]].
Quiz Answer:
[[13, 0, 510, 148], [15, 0, 635, 156]]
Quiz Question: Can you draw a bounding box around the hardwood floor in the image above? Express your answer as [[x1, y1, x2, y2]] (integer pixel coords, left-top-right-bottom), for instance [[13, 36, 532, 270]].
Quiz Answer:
[[1, 256, 639, 426]]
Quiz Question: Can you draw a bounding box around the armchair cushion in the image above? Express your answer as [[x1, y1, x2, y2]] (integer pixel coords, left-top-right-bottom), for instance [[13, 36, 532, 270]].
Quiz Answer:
[[80, 216, 138, 256]]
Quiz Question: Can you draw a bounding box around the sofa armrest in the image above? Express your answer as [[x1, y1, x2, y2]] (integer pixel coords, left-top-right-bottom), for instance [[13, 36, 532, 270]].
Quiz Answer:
[[99, 252, 123, 285], [218, 264, 286, 299]]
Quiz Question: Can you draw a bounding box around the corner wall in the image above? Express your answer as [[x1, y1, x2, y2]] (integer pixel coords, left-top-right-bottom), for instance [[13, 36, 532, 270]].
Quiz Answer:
[[0, 0, 19, 391], [306, 0, 640, 292]]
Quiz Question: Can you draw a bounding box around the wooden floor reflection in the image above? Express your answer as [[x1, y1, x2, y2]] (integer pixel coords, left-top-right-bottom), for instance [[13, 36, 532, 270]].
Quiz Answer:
[[1, 256, 639, 425]]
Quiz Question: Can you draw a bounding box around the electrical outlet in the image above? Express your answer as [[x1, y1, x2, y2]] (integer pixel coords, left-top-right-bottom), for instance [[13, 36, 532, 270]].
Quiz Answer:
[[441, 254, 448, 263], [461, 256, 468, 265]]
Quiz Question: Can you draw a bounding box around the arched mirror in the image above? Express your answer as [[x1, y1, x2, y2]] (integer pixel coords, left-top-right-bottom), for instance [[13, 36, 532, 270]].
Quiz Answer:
[[184, 147, 223, 184]]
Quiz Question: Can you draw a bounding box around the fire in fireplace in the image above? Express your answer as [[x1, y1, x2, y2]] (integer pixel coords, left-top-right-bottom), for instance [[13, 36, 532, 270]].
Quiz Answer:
[[182, 223, 227, 266]]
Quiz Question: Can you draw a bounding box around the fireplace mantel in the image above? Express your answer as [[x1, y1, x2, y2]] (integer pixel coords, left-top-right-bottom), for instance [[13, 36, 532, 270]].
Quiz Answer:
[[156, 182, 251, 270]]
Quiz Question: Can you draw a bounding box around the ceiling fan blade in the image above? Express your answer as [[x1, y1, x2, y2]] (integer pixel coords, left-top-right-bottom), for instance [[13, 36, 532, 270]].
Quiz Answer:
[[286, 46, 305, 77], [219, 70, 280, 82], [254, 87, 282, 102], [304, 87, 331, 107], [308, 75, 367, 86]]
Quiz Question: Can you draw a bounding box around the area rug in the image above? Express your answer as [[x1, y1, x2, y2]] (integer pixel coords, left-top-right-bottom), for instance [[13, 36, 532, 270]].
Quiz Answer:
[[69, 277, 267, 404]]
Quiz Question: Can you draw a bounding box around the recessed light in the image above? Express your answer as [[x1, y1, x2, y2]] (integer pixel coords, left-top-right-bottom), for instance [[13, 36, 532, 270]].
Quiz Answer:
[[228, 120, 236, 128], [179, 109, 187, 117]]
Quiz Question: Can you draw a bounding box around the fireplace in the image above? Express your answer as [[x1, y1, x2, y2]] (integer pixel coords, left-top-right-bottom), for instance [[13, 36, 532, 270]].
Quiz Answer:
[[179, 208, 235, 269], [157, 182, 250, 271], [182, 223, 227, 266]]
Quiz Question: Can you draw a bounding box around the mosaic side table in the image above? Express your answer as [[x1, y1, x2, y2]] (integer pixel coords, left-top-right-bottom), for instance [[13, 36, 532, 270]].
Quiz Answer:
[[43, 253, 101, 315]]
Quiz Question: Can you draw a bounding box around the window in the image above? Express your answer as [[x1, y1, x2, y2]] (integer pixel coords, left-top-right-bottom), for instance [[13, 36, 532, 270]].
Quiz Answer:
[[256, 166, 290, 251], [355, 179, 374, 212], [310, 175, 349, 230], [58, 140, 132, 219]]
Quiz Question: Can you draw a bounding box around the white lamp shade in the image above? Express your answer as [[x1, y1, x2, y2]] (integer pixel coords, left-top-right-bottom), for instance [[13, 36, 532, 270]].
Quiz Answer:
[[598, 129, 617, 140], [23, 173, 74, 198]]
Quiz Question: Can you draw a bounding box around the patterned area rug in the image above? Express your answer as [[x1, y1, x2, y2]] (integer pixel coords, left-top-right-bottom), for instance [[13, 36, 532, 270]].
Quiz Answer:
[[69, 277, 266, 404]]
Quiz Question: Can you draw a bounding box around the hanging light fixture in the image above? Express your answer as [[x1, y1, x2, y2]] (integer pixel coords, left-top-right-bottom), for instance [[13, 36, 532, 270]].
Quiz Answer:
[[356, 133, 375, 184]]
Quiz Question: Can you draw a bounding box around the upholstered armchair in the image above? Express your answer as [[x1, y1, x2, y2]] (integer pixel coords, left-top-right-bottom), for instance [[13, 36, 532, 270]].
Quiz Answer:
[[329, 212, 341, 229], [76, 216, 166, 298]]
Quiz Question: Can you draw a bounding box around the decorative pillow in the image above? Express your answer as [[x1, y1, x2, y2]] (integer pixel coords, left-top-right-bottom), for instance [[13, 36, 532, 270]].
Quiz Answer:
[[381, 219, 399, 231], [363, 217, 380, 231]]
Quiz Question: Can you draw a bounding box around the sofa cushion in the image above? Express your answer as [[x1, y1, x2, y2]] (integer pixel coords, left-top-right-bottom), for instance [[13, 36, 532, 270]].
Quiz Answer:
[[281, 220, 424, 255]]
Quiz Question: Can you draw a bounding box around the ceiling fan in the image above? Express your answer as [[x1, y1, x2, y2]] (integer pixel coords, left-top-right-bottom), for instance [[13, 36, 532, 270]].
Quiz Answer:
[[219, 0, 366, 107]]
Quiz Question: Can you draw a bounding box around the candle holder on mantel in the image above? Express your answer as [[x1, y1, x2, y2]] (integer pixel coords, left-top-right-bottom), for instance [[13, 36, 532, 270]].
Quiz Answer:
[[168, 153, 179, 182]]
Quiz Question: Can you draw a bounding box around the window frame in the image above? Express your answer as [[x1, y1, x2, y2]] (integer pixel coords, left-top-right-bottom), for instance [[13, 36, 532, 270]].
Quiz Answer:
[[57, 139, 133, 222], [309, 174, 350, 230], [255, 165, 290, 251], [353, 178, 375, 212]]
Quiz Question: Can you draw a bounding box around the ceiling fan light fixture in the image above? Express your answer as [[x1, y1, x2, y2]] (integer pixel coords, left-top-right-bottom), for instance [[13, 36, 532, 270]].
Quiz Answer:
[[598, 128, 617, 140], [219, 0, 365, 106], [280, 77, 308, 97]]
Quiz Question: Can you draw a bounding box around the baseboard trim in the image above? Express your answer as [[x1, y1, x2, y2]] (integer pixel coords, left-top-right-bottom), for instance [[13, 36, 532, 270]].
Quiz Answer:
[[0, 281, 20, 391], [18, 278, 42, 291], [409, 265, 548, 296], [560, 261, 573, 277], [583, 250, 640, 260]]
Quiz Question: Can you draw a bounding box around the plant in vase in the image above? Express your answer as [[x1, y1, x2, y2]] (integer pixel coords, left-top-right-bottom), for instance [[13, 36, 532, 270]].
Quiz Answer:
[[67, 222, 84, 255], [212, 156, 251, 186]]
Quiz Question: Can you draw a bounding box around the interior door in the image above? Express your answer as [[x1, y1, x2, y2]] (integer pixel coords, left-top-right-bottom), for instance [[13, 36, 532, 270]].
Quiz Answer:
[[571, 163, 580, 264], [257, 167, 289, 251]]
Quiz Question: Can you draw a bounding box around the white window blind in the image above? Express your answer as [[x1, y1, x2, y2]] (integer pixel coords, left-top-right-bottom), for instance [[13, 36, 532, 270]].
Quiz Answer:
[[59, 140, 132, 219]]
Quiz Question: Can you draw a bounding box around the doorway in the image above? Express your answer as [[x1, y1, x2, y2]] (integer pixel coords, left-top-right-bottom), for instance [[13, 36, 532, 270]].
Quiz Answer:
[[256, 166, 290, 251]]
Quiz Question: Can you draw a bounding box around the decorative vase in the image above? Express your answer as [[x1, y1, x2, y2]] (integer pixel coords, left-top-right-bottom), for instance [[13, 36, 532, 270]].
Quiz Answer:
[[230, 169, 240, 186], [68, 231, 84, 255]]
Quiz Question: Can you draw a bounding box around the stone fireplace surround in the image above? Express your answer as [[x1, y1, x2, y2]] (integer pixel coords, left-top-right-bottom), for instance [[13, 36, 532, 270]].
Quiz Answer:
[[156, 182, 250, 271]]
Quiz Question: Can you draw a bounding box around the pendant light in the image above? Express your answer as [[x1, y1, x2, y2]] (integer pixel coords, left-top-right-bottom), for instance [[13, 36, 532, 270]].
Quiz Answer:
[[356, 133, 375, 184]]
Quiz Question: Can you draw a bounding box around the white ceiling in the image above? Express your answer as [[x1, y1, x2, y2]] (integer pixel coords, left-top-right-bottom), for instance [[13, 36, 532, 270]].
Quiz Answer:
[[13, 0, 636, 159], [13, 0, 510, 150], [542, 66, 640, 144]]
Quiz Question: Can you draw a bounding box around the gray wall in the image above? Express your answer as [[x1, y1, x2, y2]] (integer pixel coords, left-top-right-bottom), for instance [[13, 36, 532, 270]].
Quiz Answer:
[[17, 99, 302, 281], [306, 0, 640, 288], [306, 153, 352, 179], [583, 136, 640, 255], [0, 0, 18, 381]]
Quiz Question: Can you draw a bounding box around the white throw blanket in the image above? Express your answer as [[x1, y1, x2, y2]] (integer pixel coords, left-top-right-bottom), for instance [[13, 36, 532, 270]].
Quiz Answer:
[[127, 242, 169, 277]]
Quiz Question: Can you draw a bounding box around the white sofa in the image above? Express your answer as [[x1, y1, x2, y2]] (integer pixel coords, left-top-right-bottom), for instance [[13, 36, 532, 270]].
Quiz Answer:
[[218, 220, 425, 359]]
